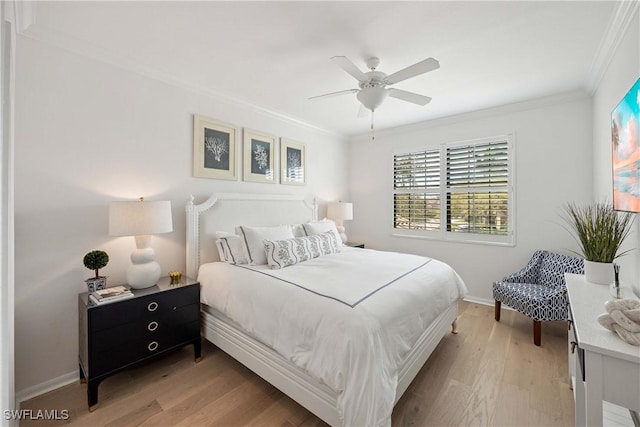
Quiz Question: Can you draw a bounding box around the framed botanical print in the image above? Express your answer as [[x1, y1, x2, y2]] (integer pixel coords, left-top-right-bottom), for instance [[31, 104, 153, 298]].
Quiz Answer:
[[243, 129, 277, 183], [193, 115, 237, 180], [280, 138, 306, 185]]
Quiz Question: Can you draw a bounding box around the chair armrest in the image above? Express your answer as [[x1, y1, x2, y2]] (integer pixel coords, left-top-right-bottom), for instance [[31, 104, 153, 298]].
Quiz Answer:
[[500, 250, 545, 283]]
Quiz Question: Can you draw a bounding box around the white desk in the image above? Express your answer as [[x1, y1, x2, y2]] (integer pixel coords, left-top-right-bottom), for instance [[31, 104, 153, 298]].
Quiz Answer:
[[566, 273, 640, 426]]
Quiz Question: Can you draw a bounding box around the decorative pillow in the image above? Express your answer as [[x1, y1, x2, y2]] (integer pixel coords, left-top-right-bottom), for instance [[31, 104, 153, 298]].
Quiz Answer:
[[215, 232, 248, 265], [264, 231, 340, 269], [236, 225, 295, 265], [302, 219, 343, 245]]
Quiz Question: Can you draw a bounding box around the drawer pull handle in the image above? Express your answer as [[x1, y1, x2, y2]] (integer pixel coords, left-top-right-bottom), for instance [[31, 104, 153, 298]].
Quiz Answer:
[[148, 341, 159, 352], [568, 319, 572, 331], [570, 341, 577, 354], [148, 321, 158, 332], [147, 302, 158, 312]]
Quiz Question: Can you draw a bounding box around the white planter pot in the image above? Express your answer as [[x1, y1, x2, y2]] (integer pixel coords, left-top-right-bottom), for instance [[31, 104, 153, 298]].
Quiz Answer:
[[584, 260, 613, 285], [85, 276, 107, 292]]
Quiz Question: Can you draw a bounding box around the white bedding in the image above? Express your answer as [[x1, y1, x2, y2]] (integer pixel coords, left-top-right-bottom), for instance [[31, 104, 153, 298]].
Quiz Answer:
[[198, 247, 467, 426]]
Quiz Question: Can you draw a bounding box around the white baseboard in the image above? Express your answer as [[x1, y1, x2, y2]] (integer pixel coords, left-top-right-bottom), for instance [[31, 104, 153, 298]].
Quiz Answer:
[[462, 295, 494, 307], [16, 371, 77, 404], [463, 296, 517, 312]]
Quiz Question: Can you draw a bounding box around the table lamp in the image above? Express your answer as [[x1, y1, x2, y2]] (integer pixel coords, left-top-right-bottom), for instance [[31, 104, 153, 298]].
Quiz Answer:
[[327, 202, 353, 244], [109, 197, 173, 288]]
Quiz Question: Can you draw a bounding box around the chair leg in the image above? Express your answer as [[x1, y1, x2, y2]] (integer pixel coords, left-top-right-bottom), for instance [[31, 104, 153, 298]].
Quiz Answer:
[[533, 320, 541, 346], [494, 300, 501, 322]]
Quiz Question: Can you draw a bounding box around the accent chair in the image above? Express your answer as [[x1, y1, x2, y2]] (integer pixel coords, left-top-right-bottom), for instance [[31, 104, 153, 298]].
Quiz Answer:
[[493, 250, 584, 346]]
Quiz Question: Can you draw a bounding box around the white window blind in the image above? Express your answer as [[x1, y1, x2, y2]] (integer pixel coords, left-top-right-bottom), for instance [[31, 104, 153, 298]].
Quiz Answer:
[[393, 149, 441, 230], [393, 135, 513, 245]]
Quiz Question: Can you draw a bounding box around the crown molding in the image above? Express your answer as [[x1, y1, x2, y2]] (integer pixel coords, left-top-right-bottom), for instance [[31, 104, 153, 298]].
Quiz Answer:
[[350, 90, 590, 141], [8, 0, 35, 33], [586, 0, 639, 94], [18, 21, 344, 140], [3, 0, 35, 33]]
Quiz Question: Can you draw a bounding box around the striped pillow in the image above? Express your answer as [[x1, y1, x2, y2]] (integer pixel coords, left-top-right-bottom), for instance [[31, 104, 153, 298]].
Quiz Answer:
[[264, 231, 340, 269], [215, 234, 248, 264]]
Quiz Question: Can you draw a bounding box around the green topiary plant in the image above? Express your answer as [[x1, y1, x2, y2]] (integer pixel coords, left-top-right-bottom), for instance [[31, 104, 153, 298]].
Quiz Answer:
[[561, 201, 634, 263], [83, 250, 109, 278]]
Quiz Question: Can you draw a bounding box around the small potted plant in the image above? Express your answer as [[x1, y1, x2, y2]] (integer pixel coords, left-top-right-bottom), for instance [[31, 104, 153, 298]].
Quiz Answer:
[[83, 250, 109, 292], [561, 201, 634, 284]]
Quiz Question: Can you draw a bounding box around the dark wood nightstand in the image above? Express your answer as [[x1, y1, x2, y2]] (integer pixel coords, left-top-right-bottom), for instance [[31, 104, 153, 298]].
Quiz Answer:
[[345, 242, 365, 248], [78, 277, 201, 411]]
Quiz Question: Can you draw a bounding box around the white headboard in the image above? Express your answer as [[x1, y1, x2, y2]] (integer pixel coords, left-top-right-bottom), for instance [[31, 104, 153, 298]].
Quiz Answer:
[[185, 193, 317, 279]]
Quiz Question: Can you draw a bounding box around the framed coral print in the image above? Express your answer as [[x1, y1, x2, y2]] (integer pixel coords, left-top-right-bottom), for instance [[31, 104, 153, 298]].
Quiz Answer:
[[280, 138, 306, 185], [193, 115, 237, 180], [243, 129, 277, 183]]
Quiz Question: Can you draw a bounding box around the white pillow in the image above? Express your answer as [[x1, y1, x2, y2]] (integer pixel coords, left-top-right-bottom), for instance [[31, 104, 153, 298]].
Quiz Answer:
[[302, 219, 343, 245], [264, 231, 340, 269], [291, 223, 306, 238], [236, 225, 295, 265], [215, 232, 248, 265]]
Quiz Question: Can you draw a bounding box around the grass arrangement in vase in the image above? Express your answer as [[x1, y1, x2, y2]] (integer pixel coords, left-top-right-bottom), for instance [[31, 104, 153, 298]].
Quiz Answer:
[[562, 202, 634, 284]]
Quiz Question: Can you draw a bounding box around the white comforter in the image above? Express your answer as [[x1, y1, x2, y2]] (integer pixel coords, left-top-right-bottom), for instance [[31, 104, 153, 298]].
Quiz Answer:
[[198, 248, 467, 426]]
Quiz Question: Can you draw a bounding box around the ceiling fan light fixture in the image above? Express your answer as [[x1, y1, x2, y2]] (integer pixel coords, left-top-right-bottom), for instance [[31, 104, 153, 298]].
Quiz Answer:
[[357, 87, 388, 111]]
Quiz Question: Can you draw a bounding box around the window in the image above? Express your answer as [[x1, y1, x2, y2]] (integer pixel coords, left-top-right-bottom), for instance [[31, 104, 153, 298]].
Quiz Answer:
[[393, 135, 514, 245]]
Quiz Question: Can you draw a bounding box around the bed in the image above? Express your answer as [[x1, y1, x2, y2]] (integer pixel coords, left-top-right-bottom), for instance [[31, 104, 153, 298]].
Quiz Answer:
[[186, 193, 467, 426]]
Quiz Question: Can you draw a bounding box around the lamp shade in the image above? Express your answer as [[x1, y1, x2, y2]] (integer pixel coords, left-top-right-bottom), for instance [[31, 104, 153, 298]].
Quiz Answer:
[[327, 202, 353, 221], [109, 199, 173, 237]]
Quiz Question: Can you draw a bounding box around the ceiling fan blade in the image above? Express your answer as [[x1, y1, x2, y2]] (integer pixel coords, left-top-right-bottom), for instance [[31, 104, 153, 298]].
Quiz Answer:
[[331, 56, 368, 82], [309, 88, 358, 100], [385, 58, 440, 85], [388, 88, 432, 106]]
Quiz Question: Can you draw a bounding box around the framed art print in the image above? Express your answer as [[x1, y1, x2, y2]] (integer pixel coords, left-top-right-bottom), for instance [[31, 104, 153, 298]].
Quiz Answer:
[[280, 138, 305, 185], [243, 129, 277, 183], [193, 115, 237, 180], [612, 77, 640, 213]]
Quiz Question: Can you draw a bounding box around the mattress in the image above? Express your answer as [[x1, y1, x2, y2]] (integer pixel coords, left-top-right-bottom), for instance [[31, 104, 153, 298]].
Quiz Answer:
[[198, 247, 467, 426]]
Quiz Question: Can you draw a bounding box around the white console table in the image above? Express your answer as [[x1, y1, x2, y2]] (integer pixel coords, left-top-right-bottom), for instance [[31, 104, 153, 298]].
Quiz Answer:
[[566, 273, 640, 426]]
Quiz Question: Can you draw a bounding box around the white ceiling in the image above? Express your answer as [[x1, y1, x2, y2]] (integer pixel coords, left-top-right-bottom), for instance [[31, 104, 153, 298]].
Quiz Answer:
[[28, 1, 619, 137]]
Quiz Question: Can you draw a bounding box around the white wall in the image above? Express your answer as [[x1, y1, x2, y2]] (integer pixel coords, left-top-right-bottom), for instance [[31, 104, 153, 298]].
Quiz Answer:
[[13, 37, 349, 396], [592, 8, 639, 288], [348, 93, 593, 303]]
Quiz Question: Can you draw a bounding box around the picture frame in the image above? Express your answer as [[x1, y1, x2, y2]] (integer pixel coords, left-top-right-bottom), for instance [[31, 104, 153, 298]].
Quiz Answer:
[[243, 129, 277, 183], [193, 115, 237, 180], [280, 138, 306, 185]]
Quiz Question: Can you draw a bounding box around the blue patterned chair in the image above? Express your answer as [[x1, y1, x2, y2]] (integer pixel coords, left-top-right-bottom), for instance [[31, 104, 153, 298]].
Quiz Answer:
[[493, 250, 584, 346]]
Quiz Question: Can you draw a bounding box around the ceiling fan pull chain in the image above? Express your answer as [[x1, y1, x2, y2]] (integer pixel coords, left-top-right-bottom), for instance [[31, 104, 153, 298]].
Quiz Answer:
[[371, 110, 375, 140]]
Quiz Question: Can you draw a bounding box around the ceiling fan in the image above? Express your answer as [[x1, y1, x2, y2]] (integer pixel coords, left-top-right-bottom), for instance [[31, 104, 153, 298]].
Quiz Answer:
[[310, 56, 440, 114]]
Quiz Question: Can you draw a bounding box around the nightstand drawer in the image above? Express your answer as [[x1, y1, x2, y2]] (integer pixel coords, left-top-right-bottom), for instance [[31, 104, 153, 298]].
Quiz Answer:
[[91, 285, 199, 331], [92, 303, 200, 352], [92, 319, 200, 376]]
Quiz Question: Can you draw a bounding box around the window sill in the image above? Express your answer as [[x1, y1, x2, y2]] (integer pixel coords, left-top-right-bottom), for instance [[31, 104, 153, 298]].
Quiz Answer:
[[391, 231, 515, 247]]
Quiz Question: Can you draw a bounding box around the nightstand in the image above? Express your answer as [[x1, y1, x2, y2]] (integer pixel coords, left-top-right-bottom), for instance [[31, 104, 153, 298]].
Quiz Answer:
[[78, 277, 201, 411], [345, 242, 365, 248]]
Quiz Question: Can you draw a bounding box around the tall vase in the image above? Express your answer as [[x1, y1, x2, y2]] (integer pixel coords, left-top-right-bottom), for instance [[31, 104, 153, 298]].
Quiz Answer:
[[584, 260, 613, 285]]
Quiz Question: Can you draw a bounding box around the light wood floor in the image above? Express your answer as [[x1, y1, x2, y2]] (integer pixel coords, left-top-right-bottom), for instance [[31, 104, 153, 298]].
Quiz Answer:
[[21, 301, 574, 426]]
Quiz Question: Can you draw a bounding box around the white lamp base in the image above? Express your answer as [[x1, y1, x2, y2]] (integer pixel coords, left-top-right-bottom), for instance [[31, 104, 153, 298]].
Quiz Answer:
[[127, 235, 161, 289]]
